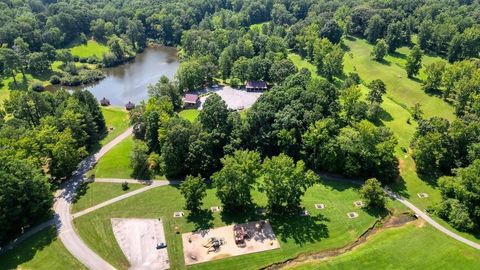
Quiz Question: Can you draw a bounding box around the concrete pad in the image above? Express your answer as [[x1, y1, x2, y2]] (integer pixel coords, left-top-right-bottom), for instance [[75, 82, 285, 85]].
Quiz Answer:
[[417, 193, 429, 198], [198, 86, 262, 110], [354, 200, 364, 207], [314, 203, 325, 209], [347, 212, 359, 219], [173, 211, 184, 218], [182, 220, 280, 265], [210, 206, 221, 213], [111, 218, 169, 270]]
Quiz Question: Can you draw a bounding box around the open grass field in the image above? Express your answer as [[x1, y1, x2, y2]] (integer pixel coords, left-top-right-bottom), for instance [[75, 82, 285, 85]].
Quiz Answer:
[[73, 178, 404, 270], [286, 222, 480, 270], [179, 109, 200, 122], [93, 135, 134, 179], [69, 40, 109, 59], [71, 182, 144, 213], [289, 38, 480, 244], [343, 37, 454, 121], [0, 226, 86, 270], [100, 107, 130, 145]]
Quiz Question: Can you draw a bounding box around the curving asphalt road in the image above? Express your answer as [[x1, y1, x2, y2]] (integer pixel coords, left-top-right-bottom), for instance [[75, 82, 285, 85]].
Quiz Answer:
[[53, 127, 133, 270]]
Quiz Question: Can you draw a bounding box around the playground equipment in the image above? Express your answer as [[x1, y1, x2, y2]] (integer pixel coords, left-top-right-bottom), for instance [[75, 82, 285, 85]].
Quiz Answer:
[[203, 237, 225, 253], [233, 225, 248, 246]]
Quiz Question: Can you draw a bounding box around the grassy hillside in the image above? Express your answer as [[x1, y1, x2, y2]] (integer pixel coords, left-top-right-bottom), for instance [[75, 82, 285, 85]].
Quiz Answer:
[[286, 222, 480, 270], [100, 107, 130, 145], [69, 40, 109, 59]]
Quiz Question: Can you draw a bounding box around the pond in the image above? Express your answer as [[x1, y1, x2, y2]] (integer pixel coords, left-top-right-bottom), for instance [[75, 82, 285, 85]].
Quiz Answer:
[[58, 46, 179, 106]]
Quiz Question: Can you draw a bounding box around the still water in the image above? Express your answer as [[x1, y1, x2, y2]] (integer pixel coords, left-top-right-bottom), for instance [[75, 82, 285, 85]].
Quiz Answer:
[[69, 46, 179, 106]]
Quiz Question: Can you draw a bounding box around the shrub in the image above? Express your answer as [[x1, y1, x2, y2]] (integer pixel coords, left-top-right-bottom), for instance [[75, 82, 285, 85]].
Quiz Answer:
[[50, 75, 61, 85], [359, 178, 386, 208], [122, 181, 129, 191], [30, 81, 45, 92]]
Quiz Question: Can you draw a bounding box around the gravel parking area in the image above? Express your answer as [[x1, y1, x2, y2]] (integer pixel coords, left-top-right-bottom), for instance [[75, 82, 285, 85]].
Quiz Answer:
[[198, 86, 263, 110], [111, 218, 169, 270]]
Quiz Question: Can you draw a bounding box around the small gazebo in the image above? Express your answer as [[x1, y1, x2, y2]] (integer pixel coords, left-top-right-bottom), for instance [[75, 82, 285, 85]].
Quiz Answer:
[[125, 101, 135, 110], [100, 97, 110, 106]]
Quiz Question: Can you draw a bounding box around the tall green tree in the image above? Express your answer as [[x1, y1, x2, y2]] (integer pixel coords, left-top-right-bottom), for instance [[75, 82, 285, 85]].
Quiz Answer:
[[259, 154, 317, 212], [0, 154, 53, 243], [365, 15, 385, 43], [180, 175, 207, 212], [371, 39, 387, 61], [212, 150, 261, 210], [406, 45, 423, 78], [359, 178, 386, 208], [423, 61, 446, 92]]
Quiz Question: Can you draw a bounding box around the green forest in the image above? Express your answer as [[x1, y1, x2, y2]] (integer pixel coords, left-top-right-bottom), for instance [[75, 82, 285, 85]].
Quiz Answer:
[[0, 0, 479, 268]]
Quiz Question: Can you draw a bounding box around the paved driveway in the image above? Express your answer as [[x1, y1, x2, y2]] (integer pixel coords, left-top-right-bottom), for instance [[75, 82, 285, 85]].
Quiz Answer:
[[198, 86, 262, 110]]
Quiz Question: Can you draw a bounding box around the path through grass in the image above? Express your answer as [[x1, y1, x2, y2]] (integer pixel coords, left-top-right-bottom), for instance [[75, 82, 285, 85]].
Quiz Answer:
[[74, 178, 401, 269], [72, 182, 144, 213]]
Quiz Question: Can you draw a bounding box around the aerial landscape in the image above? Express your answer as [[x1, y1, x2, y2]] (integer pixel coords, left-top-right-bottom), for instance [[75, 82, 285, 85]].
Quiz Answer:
[[0, 0, 479, 269]]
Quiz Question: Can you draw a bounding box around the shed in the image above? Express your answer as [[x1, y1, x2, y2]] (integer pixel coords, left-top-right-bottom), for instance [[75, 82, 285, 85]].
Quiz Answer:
[[183, 94, 199, 108], [100, 97, 110, 106], [125, 101, 135, 110], [246, 81, 267, 92]]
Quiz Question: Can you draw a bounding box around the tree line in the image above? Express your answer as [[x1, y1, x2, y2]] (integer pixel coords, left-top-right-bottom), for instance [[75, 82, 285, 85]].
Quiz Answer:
[[0, 89, 106, 244]]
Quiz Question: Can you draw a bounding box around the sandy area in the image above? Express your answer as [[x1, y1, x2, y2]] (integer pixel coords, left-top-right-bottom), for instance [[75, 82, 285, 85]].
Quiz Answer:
[[198, 86, 263, 110], [111, 218, 170, 270], [182, 220, 280, 265]]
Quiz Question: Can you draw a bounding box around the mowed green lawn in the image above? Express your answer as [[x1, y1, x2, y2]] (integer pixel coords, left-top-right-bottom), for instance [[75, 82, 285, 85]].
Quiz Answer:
[[286, 222, 480, 270], [179, 109, 199, 122], [71, 182, 144, 213], [93, 135, 134, 178], [0, 226, 86, 270], [70, 40, 109, 59], [74, 178, 402, 270], [101, 107, 130, 145], [343, 37, 454, 121], [289, 39, 479, 244]]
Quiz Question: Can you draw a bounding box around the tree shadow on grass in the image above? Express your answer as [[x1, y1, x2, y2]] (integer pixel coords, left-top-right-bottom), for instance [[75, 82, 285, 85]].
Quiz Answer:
[[0, 226, 56, 269], [269, 213, 329, 245], [8, 78, 29, 91], [378, 107, 394, 122], [390, 51, 407, 60], [220, 204, 261, 225], [186, 208, 214, 231], [71, 181, 90, 204], [392, 176, 410, 199], [363, 205, 390, 219], [376, 59, 391, 66]]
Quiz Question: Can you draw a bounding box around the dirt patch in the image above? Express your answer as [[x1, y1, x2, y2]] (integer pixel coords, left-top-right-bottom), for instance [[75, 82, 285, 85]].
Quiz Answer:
[[111, 218, 170, 270], [182, 220, 280, 265], [262, 213, 417, 270]]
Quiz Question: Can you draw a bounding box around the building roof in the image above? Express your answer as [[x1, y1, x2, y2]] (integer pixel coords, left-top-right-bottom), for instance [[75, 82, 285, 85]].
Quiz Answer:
[[125, 101, 135, 109], [184, 94, 199, 104], [100, 97, 110, 105], [246, 80, 267, 89]]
